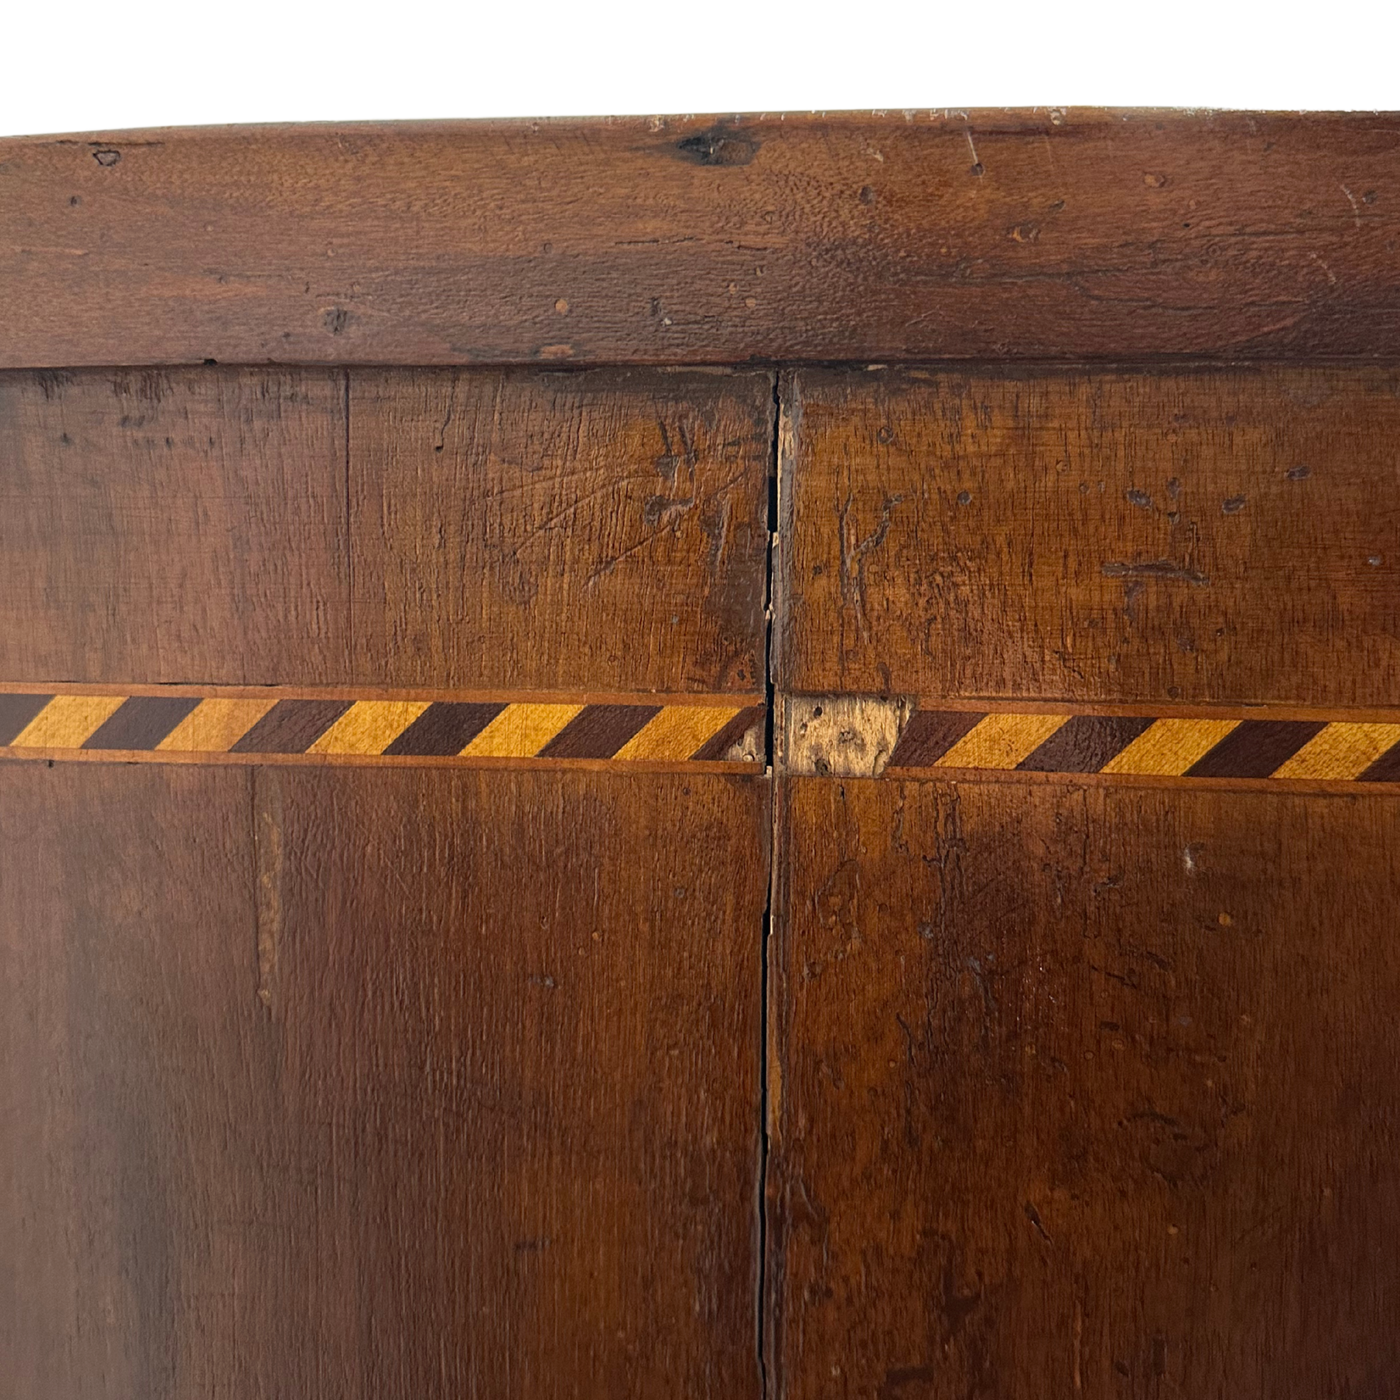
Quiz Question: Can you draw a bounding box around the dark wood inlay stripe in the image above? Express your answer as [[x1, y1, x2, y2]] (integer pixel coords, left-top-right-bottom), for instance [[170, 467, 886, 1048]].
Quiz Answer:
[[888, 711, 985, 769], [0, 693, 53, 745], [539, 705, 661, 759], [1185, 720, 1328, 779], [689, 705, 764, 761], [384, 702, 506, 756], [230, 699, 354, 754], [1359, 739, 1400, 784], [82, 696, 201, 751], [1018, 715, 1155, 773]]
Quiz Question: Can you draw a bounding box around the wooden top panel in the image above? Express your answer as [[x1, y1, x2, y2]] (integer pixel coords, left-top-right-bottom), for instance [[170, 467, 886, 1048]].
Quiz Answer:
[[779, 365, 1400, 709], [4, 111, 1400, 368]]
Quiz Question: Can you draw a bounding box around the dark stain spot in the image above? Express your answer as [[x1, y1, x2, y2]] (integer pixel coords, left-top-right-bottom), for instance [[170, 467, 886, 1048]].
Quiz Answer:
[[1364, 189, 1379, 204], [324, 307, 351, 336], [1166, 476, 1182, 499], [1222, 495, 1247, 514], [956, 490, 972, 506], [879, 1365, 939, 1397], [1102, 559, 1210, 587], [1125, 487, 1153, 510], [69, 195, 82, 206], [859, 184, 876, 205], [1287, 463, 1312, 480], [675, 129, 759, 167], [92, 149, 121, 167]]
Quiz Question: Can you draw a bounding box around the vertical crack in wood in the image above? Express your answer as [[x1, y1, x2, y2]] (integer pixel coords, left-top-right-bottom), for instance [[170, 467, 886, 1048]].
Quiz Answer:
[[756, 369, 784, 1396]]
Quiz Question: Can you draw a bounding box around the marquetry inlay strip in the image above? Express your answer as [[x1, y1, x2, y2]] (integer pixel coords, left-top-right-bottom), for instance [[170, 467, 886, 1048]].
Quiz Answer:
[[0, 688, 765, 770]]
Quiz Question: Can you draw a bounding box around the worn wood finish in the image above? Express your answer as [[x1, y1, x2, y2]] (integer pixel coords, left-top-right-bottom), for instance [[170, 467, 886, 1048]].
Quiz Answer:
[[0, 366, 770, 693], [6, 113, 1400, 369], [0, 759, 767, 1398], [350, 368, 771, 693], [0, 368, 349, 685], [779, 366, 1400, 708], [258, 765, 767, 1399], [0, 761, 282, 1399], [767, 774, 1400, 1398]]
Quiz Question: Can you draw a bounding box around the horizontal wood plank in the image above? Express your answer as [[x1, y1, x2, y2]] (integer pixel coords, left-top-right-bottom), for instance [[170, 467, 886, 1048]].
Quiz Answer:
[[779, 366, 1400, 708], [5, 112, 1400, 367]]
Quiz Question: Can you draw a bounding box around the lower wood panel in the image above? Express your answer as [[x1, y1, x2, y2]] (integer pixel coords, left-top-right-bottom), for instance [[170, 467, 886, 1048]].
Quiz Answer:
[[767, 774, 1400, 1399], [0, 761, 767, 1399]]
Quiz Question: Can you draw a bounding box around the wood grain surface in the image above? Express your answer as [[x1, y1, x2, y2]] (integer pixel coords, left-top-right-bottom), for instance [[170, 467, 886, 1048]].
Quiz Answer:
[[767, 774, 1400, 1398], [0, 761, 279, 1399], [0, 760, 768, 1399], [0, 366, 771, 692], [350, 368, 771, 692], [779, 366, 1400, 708], [8, 110, 1400, 1400], [0, 368, 349, 684], [5, 112, 1400, 369]]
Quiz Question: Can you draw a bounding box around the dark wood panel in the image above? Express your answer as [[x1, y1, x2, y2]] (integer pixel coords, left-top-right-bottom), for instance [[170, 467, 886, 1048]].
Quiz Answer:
[[1, 759, 767, 1398], [5, 112, 1400, 368], [350, 368, 771, 692], [767, 774, 1400, 1398], [779, 366, 1400, 708], [0, 368, 349, 685], [0, 761, 288, 1400], [260, 765, 767, 1398]]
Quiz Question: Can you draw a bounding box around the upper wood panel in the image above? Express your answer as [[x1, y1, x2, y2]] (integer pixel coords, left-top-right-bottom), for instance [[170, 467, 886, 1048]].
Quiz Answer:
[[350, 367, 770, 693], [0, 366, 769, 693], [4, 112, 1400, 368], [779, 366, 1400, 708], [0, 367, 349, 685]]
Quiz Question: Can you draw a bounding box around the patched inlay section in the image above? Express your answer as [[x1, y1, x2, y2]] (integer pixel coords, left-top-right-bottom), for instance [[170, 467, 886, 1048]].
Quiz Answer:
[[0, 687, 766, 771]]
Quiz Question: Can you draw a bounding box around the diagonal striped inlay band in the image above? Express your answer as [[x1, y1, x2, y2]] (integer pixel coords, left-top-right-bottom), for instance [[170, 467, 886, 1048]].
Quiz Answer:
[[885, 708, 1400, 784], [0, 688, 766, 770]]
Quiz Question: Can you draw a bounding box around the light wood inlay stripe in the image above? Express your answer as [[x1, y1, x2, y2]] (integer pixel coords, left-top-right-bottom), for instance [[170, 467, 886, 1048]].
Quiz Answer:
[[12, 695, 126, 749], [308, 701, 432, 755], [937, 713, 1071, 770], [1272, 723, 1400, 781], [614, 706, 744, 761], [460, 704, 585, 758], [158, 698, 278, 752], [1099, 719, 1241, 776]]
